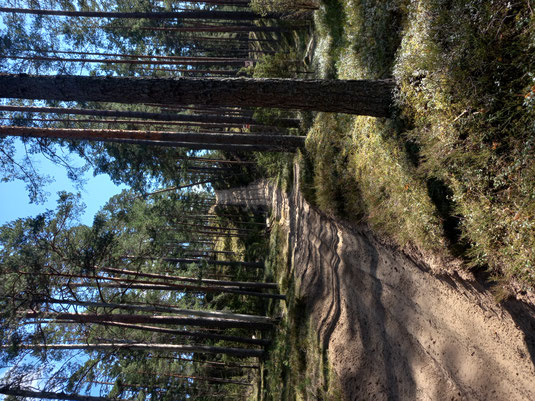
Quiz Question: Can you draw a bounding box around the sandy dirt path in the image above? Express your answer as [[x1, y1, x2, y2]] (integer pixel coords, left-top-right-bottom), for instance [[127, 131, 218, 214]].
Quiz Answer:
[[216, 170, 535, 401]]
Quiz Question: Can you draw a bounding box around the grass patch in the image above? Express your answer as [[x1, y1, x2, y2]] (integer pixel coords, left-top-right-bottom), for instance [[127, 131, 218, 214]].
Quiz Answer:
[[304, 0, 535, 289], [313, 0, 346, 77], [394, 0, 535, 285], [255, 151, 295, 193]]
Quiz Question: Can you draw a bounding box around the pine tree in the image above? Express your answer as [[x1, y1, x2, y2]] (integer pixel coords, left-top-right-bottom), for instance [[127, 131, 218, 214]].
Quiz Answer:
[[0, 74, 394, 116]]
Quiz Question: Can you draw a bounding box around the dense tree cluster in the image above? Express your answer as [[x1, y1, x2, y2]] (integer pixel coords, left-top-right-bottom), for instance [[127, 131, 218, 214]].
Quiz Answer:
[[0, 0, 299, 399], [0, 189, 276, 400]]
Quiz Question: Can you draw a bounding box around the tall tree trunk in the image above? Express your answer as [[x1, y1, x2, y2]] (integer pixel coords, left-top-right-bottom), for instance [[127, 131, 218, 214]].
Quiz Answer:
[[52, 320, 270, 346], [101, 266, 278, 290], [0, 117, 249, 129], [188, 230, 248, 237], [158, 105, 254, 115], [4, 54, 252, 67], [0, 104, 300, 127], [81, 136, 284, 152], [190, 35, 278, 43], [141, 180, 216, 196], [0, 7, 272, 20], [135, 256, 263, 268], [17, 48, 249, 61], [150, 354, 260, 369], [23, 311, 273, 330], [137, 372, 253, 385], [166, 222, 254, 232], [173, 157, 255, 164], [87, 376, 251, 388], [144, 25, 286, 33], [138, 67, 239, 76], [0, 125, 305, 149], [35, 272, 283, 299], [64, 281, 284, 299], [42, 297, 275, 322], [0, 74, 395, 116], [4, 342, 265, 358]]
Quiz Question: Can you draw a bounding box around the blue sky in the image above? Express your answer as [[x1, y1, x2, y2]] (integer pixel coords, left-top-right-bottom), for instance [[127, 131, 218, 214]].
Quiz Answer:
[[0, 139, 128, 226]]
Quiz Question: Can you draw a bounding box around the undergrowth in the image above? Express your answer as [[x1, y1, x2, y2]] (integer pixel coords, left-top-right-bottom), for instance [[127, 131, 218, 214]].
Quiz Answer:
[[305, 0, 535, 290]]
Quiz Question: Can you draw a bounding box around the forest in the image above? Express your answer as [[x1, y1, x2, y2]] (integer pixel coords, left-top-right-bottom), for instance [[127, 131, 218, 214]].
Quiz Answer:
[[0, 0, 316, 400], [1, 0, 534, 400]]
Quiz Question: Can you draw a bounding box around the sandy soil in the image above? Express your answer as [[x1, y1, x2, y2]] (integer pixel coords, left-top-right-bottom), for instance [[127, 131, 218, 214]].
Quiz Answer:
[[216, 170, 535, 401]]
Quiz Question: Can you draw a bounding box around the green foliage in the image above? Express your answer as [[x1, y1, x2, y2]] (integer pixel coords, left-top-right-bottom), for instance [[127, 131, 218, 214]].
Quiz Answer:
[[312, 0, 346, 78], [254, 151, 294, 190], [253, 52, 302, 78], [306, 112, 443, 247], [0, 1, 285, 400], [1, 188, 270, 400], [251, 0, 318, 14], [83, 140, 193, 194]]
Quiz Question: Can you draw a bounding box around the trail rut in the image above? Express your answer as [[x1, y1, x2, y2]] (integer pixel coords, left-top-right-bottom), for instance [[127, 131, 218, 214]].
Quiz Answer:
[[216, 170, 535, 401]]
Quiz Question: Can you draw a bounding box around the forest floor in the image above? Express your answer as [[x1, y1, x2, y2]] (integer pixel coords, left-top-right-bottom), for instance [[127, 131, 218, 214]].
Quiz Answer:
[[216, 168, 535, 400]]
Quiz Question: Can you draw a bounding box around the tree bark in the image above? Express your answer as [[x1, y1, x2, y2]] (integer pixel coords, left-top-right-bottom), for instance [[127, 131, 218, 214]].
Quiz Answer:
[[4, 54, 252, 67], [141, 256, 263, 268], [166, 222, 254, 232], [190, 35, 277, 43], [23, 311, 273, 330], [141, 180, 215, 196], [0, 104, 300, 127], [137, 67, 239, 76], [5, 342, 265, 357], [76, 136, 284, 152], [0, 7, 271, 20], [0, 117, 249, 129], [137, 372, 253, 385], [43, 296, 275, 322], [17, 48, 249, 61], [64, 281, 285, 299], [0, 125, 305, 149], [35, 272, 283, 299], [150, 354, 260, 369], [101, 266, 278, 290], [144, 25, 286, 33], [53, 320, 270, 346], [0, 74, 395, 116]]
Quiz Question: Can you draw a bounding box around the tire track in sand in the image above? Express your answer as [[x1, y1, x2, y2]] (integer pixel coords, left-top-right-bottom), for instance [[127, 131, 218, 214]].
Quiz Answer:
[[216, 167, 535, 401]]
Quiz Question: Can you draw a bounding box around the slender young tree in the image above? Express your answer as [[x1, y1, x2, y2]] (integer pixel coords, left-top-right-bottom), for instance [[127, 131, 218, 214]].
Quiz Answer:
[[0, 125, 305, 149], [0, 7, 273, 21], [3, 343, 265, 358], [0, 104, 300, 127]]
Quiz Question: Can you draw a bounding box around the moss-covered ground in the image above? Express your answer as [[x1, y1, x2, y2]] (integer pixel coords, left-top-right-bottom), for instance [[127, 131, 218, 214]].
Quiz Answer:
[[305, 0, 535, 291]]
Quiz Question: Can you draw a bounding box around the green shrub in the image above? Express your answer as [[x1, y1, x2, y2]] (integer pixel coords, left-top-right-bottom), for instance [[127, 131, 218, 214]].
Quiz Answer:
[[253, 52, 302, 78], [251, 0, 318, 15]]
